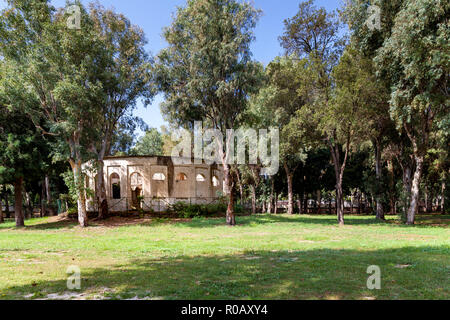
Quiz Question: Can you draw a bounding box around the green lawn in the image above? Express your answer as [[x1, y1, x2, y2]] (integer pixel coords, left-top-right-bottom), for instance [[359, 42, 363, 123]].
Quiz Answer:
[[0, 214, 448, 300]]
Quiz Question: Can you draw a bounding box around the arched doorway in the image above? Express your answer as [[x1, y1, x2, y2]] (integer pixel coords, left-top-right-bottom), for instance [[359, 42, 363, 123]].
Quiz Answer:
[[130, 172, 143, 210]]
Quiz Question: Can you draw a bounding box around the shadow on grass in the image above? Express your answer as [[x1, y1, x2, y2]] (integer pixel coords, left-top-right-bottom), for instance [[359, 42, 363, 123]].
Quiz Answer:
[[3, 214, 448, 231], [4, 246, 449, 300]]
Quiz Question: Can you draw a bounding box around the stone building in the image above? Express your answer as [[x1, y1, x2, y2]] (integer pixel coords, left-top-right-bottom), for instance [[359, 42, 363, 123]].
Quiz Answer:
[[84, 156, 224, 213]]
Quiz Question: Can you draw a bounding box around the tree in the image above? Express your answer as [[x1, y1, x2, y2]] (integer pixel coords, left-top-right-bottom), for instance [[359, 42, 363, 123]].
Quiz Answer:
[[374, 0, 449, 224], [0, 0, 106, 227], [130, 128, 164, 156], [0, 82, 47, 227], [87, 3, 155, 219], [155, 0, 263, 225], [280, 0, 348, 225]]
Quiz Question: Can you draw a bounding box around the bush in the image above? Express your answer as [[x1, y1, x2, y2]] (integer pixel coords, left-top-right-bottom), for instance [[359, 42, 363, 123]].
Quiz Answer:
[[168, 201, 228, 219]]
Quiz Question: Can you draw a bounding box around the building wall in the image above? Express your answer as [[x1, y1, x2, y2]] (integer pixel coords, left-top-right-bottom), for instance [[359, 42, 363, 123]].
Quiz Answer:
[[84, 156, 223, 212]]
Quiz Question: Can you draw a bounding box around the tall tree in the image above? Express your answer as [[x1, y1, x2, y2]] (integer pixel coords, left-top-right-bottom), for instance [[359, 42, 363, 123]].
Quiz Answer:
[[280, 0, 347, 225], [0, 0, 106, 227], [155, 0, 263, 225], [88, 3, 155, 219], [374, 0, 449, 224]]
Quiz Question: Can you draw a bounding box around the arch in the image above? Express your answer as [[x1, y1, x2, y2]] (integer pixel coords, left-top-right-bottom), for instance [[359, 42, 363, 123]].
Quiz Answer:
[[152, 173, 166, 181], [212, 176, 220, 187], [196, 174, 206, 182], [110, 173, 121, 199], [176, 173, 188, 181], [130, 172, 143, 191]]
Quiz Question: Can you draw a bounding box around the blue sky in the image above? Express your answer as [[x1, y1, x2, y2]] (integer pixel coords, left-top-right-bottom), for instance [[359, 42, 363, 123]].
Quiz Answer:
[[0, 0, 344, 135]]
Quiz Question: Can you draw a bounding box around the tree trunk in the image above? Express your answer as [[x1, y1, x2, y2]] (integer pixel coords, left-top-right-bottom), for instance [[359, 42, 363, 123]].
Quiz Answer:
[[284, 164, 294, 215], [72, 161, 88, 228], [223, 164, 235, 226], [336, 183, 345, 226], [45, 175, 55, 216], [250, 184, 256, 215], [4, 190, 10, 219], [96, 160, 108, 220], [316, 190, 322, 214], [387, 160, 396, 214], [407, 156, 424, 225], [374, 140, 385, 220], [41, 179, 47, 217], [268, 178, 274, 214], [425, 187, 432, 213], [14, 177, 24, 228], [274, 193, 278, 214], [402, 165, 412, 219]]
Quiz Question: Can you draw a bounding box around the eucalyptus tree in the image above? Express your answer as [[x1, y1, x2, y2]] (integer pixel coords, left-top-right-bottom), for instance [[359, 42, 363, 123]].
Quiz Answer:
[[375, 0, 449, 224], [87, 3, 155, 219], [0, 0, 107, 227], [280, 0, 353, 225], [248, 57, 310, 214], [155, 0, 263, 226], [345, 0, 449, 224]]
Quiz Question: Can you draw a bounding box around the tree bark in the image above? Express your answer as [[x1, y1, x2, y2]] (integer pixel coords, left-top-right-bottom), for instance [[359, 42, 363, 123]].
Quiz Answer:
[[41, 179, 47, 217], [407, 156, 424, 225], [250, 184, 256, 215], [223, 164, 236, 226], [268, 178, 274, 214], [14, 177, 24, 228], [274, 193, 278, 214], [96, 159, 108, 220], [4, 190, 10, 219], [374, 139, 385, 220], [316, 190, 322, 214], [387, 160, 396, 214], [45, 175, 56, 216], [284, 164, 294, 215], [72, 160, 88, 228]]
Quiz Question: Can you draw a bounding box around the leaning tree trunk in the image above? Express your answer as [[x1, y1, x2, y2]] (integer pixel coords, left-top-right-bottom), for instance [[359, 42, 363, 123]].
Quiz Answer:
[[14, 177, 24, 228], [284, 164, 294, 215], [374, 140, 385, 220], [407, 156, 424, 225]]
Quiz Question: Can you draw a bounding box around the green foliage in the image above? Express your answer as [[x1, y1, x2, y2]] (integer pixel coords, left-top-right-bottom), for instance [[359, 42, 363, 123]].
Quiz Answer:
[[155, 0, 263, 132], [168, 201, 229, 219], [130, 128, 164, 156]]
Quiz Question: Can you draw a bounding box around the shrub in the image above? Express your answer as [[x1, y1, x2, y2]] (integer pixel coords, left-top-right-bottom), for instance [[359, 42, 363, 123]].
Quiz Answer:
[[168, 201, 228, 218]]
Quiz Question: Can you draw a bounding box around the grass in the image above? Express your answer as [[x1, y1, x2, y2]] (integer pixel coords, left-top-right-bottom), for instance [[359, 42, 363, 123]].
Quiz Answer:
[[0, 214, 448, 300]]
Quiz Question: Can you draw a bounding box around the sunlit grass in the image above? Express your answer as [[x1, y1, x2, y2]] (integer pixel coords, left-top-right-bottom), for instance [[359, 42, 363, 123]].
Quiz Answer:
[[0, 214, 448, 300]]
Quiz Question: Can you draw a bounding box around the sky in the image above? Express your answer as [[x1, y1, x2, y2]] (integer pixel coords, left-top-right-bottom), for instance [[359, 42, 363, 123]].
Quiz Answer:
[[0, 0, 344, 135]]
